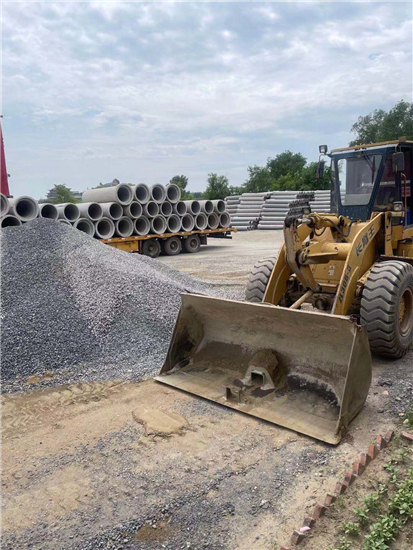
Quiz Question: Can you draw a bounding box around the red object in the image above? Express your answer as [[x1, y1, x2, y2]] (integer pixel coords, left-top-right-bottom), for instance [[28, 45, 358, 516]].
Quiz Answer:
[[1, 121, 10, 196]]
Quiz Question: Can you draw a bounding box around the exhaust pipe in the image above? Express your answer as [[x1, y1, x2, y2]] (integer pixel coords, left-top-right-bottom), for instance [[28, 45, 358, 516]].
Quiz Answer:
[[38, 203, 58, 220], [198, 200, 214, 214], [160, 201, 173, 217], [57, 203, 80, 222], [115, 216, 134, 237], [73, 217, 95, 236], [165, 183, 181, 204], [181, 213, 195, 231], [134, 216, 151, 236], [150, 184, 167, 204], [167, 214, 181, 233], [94, 217, 115, 239], [1, 193, 9, 217], [183, 200, 200, 215], [78, 202, 103, 221], [1, 215, 22, 228], [150, 215, 167, 234], [195, 212, 208, 230], [207, 212, 220, 229], [211, 200, 226, 214], [8, 196, 39, 221], [82, 183, 133, 206], [173, 201, 187, 216], [100, 202, 123, 220], [123, 201, 143, 219], [134, 183, 150, 205], [143, 201, 159, 218], [219, 212, 231, 228]]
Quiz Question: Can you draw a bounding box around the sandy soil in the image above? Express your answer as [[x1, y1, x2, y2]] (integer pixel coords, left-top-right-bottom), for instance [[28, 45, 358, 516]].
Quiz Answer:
[[2, 230, 412, 549]]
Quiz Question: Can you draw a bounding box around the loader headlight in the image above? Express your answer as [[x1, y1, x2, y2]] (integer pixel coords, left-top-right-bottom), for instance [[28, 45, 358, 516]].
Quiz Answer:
[[319, 144, 328, 154], [393, 201, 403, 212]]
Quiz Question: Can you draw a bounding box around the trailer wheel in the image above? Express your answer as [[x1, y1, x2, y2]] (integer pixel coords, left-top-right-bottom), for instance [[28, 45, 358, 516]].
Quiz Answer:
[[163, 236, 182, 256], [184, 235, 201, 253], [245, 257, 276, 303], [361, 260, 413, 359], [142, 239, 161, 258]]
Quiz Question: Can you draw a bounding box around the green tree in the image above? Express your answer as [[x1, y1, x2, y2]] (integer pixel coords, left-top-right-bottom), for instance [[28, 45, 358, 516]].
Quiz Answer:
[[267, 151, 307, 180], [47, 184, 80, 204], [299, 162, 331, 191], [204, 173, 230, 199], [243, 165, 274, 193], [350, 100, 413, 145]]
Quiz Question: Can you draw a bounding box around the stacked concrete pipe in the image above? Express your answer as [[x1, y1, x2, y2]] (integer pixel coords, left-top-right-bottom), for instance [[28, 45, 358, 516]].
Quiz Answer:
[[78, 202, 103, 222], [82, 183, 133, 206], [1, 193, 9, 217], [74, 218, 95, 236], [9, 196, 39, 222], [165, 184, 181, 204], [57, 203, 80, 222], [1, 215, 22, 227], [38, 203, 59, 220], [94, 217, 115, 239], [134, 183, 150, 204]]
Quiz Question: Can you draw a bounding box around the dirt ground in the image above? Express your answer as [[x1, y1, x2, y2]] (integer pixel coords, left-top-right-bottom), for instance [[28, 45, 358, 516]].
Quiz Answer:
[[2, 230, 412, 550]]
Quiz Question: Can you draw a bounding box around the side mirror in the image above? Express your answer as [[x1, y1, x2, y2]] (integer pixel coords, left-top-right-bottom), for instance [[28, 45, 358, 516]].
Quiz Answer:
[[392, 152, 405, 173], [316, 160, 325, 179]]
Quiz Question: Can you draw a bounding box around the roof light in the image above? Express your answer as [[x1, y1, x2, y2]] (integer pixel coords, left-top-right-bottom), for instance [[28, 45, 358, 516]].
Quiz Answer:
[[319, 145, 328, 154]]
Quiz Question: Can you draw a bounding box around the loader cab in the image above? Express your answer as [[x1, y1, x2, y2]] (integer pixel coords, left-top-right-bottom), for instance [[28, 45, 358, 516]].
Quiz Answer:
[[329, 140, 413, 224]]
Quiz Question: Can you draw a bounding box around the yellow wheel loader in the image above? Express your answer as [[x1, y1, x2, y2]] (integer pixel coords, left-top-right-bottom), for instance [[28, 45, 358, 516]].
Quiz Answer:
[[156, 139, 413, 444]]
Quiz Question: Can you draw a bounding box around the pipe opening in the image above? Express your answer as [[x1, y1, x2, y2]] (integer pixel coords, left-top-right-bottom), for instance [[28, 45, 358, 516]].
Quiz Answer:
[[109, 203, 123, 219], [146, 202, 159, 217], [174, 201, 186, 216], [1, 215, 22, 228], [166, 184, 181, 203], [135, 184, 150, 203], [95, 218, 115, 238], [135, 217, 150, 235], [167, 215, 181, 232], [129, 202, 143, 218], [215, 200, 226, 213], [220, 212, 230, 228], [64, 204, 80, 222], [151, 185, 166, 203], [88, 203, 103, 220], [152, 216, 167, 234], [117, 217, 133, 236], [117, 185, 133, 204], [181, 214, 195, 231], [195, 212, 208, 230], [40, 204, 58, 219], [190, 201, 201, 214], [15, 198, 38, 220], [161, 202, 173, 217], [208, 212, 219, 229], [76, 219, 94, 235]]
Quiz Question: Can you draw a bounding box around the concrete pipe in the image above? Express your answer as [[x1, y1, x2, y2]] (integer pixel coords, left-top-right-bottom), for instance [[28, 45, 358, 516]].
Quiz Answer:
[[207, 212, 220, 229], [115, 216, 134, 237], [173, 201, 187, 216], [77, 202, 103, 222], [181, 213, 195, 231], [82, 183, 133, 206], [100, 202, 123, 220], [38, 203, 58, 220], [150, 215, 168, 234], [57, 203, 80, 222], [58, 219, 72, 226], [195, 212, 208, 230], [123, 201, 143, 219], [143, 201, 159, 218], [94, 217, 115, 239], [1, 215, 22, 228], [160, 201, 173, 217], [198, 200, 214, 214], [150, 184, 167, 204], [167, 214, 181, 233], [8, 196, 39, 221], [134, 183, 150, 205], [134, 216, 151, 236], [219, 212, 231, 228], [74, 218, 95, 236], [165, 183, 181, 204], [183, 200, 200, 215], [211, 200, 226, 214], [1, 193, 9, 217]]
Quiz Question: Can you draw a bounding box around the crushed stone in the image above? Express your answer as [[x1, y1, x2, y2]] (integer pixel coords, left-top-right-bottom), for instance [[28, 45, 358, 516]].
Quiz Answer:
[[1, 219, 243, 392]]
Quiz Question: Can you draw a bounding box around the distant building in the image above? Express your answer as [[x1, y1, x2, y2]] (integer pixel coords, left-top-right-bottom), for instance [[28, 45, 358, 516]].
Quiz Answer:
[[95, 178, 120, 189], [45, 186, 82, 201]]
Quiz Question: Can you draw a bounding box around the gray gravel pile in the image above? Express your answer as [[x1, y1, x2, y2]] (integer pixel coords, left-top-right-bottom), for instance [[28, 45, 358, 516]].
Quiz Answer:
[[1, 219, 242, 391]]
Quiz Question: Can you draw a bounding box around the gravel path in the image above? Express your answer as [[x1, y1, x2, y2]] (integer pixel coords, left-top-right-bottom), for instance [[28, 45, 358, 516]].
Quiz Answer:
[[1, 219, 243, 393]]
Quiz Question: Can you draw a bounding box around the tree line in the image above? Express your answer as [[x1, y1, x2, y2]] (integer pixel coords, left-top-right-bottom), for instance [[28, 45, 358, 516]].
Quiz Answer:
[[45, 100, 412, 203]]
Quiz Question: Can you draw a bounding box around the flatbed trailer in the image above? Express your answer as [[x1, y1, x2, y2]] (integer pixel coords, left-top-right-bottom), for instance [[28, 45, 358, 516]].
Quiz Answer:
[[100, 227, 236, 257]]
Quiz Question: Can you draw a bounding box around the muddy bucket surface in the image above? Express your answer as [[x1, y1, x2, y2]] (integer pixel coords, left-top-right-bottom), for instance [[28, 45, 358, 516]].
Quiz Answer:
[[156, 294, 372, 444]]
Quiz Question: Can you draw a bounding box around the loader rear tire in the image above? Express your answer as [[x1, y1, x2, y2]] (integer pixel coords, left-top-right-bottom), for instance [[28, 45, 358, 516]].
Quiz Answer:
[[246, 257, 277, 303], [361, 260, 413, 359]]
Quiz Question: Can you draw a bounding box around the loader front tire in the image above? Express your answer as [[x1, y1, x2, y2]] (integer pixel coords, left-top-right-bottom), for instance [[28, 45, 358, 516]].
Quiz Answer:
[[245, 257, 276, 303], [361, 261, 413, 359]]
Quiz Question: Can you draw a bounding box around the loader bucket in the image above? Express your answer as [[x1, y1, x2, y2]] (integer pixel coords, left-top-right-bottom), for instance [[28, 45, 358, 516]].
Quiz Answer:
[[156, 294, 372, 444]]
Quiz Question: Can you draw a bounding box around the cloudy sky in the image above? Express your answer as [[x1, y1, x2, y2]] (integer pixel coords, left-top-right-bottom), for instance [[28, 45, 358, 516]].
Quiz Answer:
[[2, 1, 412, 198]]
